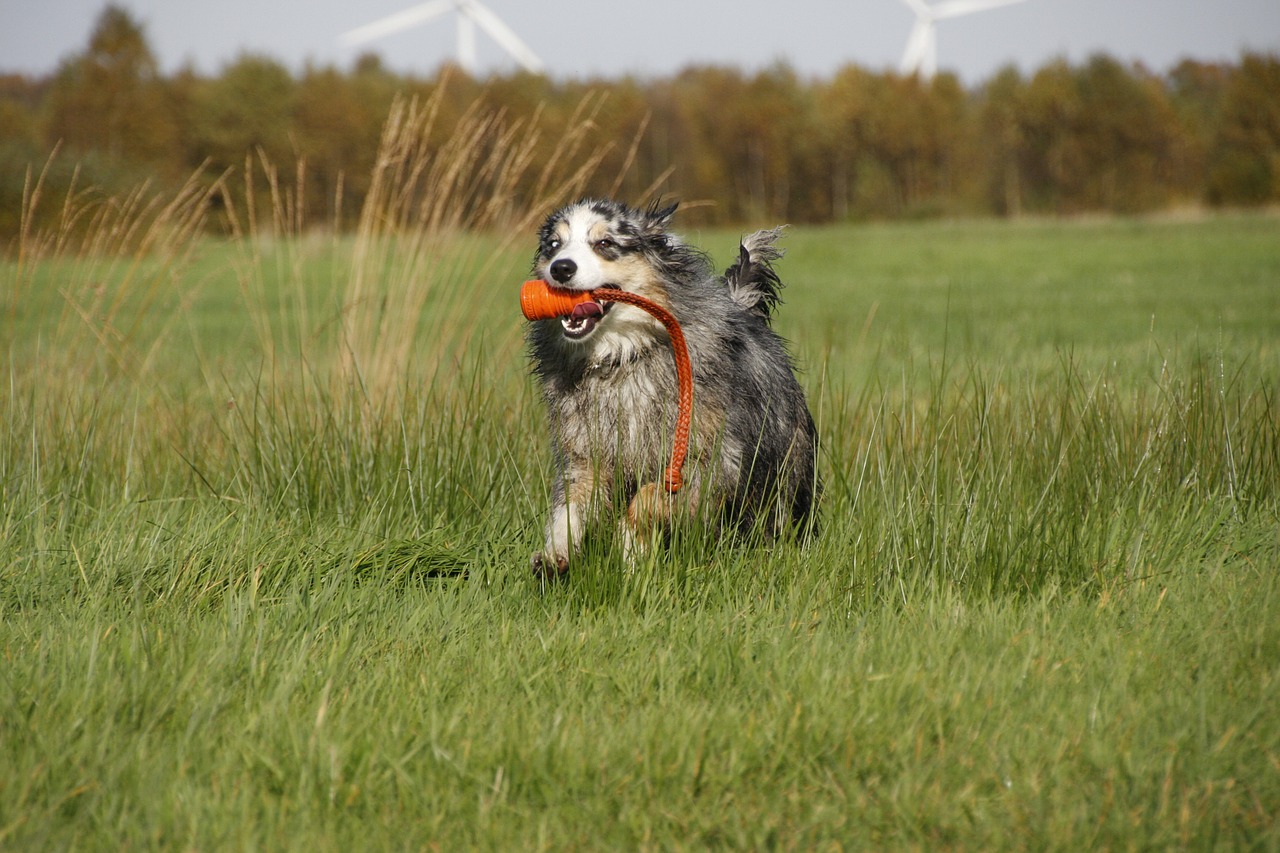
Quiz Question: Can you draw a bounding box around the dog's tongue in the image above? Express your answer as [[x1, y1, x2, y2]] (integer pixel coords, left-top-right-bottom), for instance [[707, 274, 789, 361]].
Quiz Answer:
[[571, 301, 603, 320]]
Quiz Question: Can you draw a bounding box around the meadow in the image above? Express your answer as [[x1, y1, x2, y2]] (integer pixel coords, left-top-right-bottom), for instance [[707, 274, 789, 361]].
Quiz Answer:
[[1, 118, 1278, 846]]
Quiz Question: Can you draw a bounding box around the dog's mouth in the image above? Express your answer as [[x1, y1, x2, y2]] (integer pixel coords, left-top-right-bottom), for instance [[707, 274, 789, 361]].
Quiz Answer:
[[559, 285, 619, 340]]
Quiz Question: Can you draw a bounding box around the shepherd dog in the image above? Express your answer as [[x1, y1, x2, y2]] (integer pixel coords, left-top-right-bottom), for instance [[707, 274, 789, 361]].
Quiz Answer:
[[526, 198, 819, 578]]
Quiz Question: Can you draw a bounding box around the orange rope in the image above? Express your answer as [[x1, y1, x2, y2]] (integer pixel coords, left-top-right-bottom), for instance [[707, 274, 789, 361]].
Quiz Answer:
[[521, 279, 693, 493]]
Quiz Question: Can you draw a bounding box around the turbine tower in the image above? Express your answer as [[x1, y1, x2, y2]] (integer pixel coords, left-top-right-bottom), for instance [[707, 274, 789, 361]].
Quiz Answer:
[[896, 0, 1027, 81], [340, 0, 545, 76]]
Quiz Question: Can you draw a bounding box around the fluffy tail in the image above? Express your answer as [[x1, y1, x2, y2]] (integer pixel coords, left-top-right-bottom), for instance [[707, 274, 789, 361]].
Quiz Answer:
[[723, 227, 786, 322]]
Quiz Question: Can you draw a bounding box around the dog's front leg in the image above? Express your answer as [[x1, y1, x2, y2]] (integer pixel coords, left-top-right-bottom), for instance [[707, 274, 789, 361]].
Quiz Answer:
[[532, 461, 601, 579]]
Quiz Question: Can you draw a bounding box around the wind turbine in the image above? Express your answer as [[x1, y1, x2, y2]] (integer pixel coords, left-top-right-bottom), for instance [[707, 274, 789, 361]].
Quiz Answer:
[[896, 0, 1027, 81], [340, 0, 545, 76]]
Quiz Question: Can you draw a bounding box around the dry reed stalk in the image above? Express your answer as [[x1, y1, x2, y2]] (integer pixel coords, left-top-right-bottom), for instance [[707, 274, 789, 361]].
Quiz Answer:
[[336, 83, 627, 409]]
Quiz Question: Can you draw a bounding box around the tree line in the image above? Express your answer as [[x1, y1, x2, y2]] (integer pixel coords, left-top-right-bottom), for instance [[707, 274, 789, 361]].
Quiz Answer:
[[2, 5, 1279, 239]]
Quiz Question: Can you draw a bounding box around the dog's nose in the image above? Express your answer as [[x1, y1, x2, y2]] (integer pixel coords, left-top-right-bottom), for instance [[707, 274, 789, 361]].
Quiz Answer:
[[549, 258, 577, 284]]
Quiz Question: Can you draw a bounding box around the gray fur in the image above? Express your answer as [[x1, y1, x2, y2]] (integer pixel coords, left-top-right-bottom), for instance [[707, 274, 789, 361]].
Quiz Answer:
[[527, 199, 819, 577]]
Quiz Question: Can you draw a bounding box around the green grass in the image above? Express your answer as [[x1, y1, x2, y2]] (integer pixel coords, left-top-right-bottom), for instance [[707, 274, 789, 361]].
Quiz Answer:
[[2, 207, 1278, 849]]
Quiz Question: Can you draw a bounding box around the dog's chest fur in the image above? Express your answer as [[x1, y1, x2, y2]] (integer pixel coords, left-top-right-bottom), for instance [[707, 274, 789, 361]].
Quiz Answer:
[[544, 345, 681, 479]]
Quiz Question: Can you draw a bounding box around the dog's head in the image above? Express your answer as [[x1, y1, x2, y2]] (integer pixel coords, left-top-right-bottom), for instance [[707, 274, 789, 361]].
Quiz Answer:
[[531, 199, 689, 358]]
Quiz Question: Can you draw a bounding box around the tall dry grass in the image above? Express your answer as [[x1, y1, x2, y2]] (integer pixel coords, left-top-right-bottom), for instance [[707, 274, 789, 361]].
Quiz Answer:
[[334, 88, 619, 403], [3, 83, 632, 517], [8, 79, 627, 373], [8, 147, 219, 384]]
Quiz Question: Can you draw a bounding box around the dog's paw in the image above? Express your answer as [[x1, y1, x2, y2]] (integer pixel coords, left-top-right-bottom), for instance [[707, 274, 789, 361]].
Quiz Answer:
[[626, 482, 672, 534], [531, 550, 570, 580]]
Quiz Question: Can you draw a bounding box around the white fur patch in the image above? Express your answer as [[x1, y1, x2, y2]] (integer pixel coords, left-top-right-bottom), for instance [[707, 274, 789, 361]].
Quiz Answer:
[[586, 304, 664, 367], [544, 501, 583, 562], [549, 206, 610, 290]]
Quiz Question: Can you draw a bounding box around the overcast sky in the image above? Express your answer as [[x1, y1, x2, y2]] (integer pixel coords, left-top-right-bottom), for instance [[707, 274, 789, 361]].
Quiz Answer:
[[2, 0, 1278, 84]]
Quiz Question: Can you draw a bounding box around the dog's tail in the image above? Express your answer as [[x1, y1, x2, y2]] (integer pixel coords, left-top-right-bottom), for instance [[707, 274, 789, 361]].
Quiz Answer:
[[723, 227, 786, 322]]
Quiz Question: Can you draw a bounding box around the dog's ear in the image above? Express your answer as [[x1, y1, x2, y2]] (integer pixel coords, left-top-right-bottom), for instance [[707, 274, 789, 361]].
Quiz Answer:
[[643, 200, 679, 230]]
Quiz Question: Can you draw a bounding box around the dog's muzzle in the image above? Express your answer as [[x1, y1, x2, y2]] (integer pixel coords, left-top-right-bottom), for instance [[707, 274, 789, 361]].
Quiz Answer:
[[560, 286, 622, 340], [544, 259, 620, 340]]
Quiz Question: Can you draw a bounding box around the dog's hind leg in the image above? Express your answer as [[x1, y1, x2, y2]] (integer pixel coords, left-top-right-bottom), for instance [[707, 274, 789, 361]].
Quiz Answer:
[[620, 482, 671, 565], [621, 465, 709, 564]]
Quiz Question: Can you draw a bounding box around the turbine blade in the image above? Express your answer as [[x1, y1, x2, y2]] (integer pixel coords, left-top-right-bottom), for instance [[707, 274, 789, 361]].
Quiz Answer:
[[460, 0, 545, 73], [900, 18, 933, 73], [921, 26, 937, 79], [339, 0, 457, 47], [457, 13, 477, 73], [932, 0, 1026, 20], [896, 0, 933, 16]]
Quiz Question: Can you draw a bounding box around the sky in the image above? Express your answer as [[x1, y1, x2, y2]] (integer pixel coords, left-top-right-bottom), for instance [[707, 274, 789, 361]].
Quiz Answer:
[[1, 0, 1278, 85]]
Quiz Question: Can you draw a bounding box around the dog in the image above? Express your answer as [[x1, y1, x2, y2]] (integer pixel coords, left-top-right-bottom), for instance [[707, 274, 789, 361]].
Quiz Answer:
[[526, 199, 819, 577]]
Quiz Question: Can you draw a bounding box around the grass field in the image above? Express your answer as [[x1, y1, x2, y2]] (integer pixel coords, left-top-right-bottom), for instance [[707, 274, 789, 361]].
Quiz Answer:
[[2, 194, 1278, 848]]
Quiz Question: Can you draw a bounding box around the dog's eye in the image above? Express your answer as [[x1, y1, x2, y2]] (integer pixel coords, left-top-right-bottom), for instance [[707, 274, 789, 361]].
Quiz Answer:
[[595, 238, 615, 251], [545, 239, 561, 252]]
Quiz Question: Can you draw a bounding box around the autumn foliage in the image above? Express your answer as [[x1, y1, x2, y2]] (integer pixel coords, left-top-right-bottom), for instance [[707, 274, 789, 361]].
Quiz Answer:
[[2, 5, 1279, 240]]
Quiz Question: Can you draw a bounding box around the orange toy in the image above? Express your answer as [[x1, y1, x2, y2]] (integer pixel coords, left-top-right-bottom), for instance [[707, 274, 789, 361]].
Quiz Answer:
[[520, 279, 694, 494]]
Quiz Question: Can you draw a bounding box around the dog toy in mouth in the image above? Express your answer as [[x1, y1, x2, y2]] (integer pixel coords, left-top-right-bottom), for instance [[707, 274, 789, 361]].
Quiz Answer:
[[520, 278, 693, 494]]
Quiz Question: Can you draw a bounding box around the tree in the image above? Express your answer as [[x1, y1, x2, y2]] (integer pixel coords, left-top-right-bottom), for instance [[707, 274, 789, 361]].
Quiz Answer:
[[818, 65, 873, 220], [978, 65, 1027, 217], [295, 63, 389, 226], [1018, 59, 1083, 213], [727, 63, 815, 220], [856, 71, 968, 216], [0, 74, 42, 149], [1070, 55, 1185, 211], [191, 54, 297, 171], [0, 74, 48, 237], [1208, 53, 1280, 205], [1167, 60, 1231, 198], [42, 6, 180, 172], [661, 66, 749, 222]]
